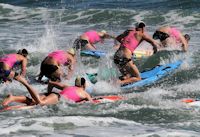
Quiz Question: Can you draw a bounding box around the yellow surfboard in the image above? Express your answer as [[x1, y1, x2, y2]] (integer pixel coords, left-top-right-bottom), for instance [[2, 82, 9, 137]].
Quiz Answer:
[[133, 50, 153, 59]]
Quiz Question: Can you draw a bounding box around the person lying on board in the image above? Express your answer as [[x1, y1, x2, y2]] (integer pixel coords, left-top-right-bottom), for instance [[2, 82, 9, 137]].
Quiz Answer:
[[73, 30, 115, 51], [0, 49, 28, 83], [37, 48, 76, 82], [153, 26, 190, 52], [2, 76, 93, 107], [113, 21, 160, 85]]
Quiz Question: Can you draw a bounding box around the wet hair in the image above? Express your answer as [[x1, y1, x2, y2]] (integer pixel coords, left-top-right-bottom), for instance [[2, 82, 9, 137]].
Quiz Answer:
[[184, 34, 190, 41], [17, 49, 28, 57], [75, 77, 86, 87]]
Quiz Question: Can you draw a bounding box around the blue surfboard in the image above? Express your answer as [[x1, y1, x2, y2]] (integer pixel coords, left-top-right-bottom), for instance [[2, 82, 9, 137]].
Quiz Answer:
[[80, 50, 106, 58], [121, 60, 183, 89], [87, 60, 182, 90]]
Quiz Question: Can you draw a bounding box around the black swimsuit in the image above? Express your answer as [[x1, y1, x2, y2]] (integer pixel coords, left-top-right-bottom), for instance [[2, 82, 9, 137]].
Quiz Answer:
[[153, 31, 170, 41], [73, 39, 89, 50], [113, 46, 132, 66], [0, 62, 19, 83], [40, 61, 59, 81], [25, 92, 61, 105]]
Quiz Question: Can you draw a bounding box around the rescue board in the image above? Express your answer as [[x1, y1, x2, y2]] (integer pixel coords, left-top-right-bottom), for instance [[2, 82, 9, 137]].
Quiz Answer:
[[182, 99, 200, 107], [87, 60, 183, 90], [121, 60, 183, 89]]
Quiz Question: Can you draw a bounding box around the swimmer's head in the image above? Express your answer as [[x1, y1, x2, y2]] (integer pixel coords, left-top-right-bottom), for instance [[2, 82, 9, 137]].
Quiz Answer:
[[17, 49, 28, 57], [135, 21, 146, 28], [135, 21, 146, 31], [184, 34, 190, 42], [75, 77, 86, 88], [67, 48, 75, 56], [99, 30, 110, 39], [101, 30, 107, 34]]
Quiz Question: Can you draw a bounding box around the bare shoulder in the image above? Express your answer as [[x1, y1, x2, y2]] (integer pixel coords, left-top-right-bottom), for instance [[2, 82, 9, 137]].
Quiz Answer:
[[16, 54, 24, 60]]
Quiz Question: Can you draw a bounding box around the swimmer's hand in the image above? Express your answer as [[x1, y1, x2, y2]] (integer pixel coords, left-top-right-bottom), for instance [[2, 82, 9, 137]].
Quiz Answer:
[[152, 41, 161, 54]]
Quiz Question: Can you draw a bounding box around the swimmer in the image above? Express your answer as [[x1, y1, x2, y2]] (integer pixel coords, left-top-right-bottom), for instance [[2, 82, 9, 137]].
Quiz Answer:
[[153, 26, 190, 52], [114, 21, 160, 85], [0, 49, 28, 83], [73, 30, 115, 50], [37, 48, 76, 82], [2, 76, 93, 106]]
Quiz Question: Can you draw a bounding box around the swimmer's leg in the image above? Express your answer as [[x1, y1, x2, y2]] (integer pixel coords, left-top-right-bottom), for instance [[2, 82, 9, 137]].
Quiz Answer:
[[2, 94, 34, 106]]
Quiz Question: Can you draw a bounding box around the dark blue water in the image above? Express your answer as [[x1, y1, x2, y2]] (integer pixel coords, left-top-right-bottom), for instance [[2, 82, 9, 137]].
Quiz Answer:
[[2, 0, 200, 10], [0, 0, 200, 136]]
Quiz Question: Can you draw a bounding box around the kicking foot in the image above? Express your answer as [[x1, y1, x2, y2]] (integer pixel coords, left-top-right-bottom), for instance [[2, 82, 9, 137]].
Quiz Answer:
[[2, 94, 13, 107]]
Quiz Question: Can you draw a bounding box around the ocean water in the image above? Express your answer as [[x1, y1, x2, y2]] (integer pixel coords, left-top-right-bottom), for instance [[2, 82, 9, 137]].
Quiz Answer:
[[0, 0, 200, 136]]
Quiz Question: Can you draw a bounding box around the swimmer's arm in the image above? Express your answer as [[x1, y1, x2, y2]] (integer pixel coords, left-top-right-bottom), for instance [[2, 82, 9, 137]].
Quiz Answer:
[[47, 81, 68, 93], [86, 43, 96, 50], [116, 30, 129, 43], [105, 33, 116, 39], [91, 44, 97, 50], [66, 67, 73, 80], [179, 34, 188, 52], [21, 58, 27, 77], [84, 91, 93, 103], [142, 34, 160, 53], [66, 57, 76, 80]]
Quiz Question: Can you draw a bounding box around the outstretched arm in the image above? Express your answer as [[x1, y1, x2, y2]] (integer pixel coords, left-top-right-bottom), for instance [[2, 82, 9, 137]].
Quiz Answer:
[[85, 43, 97, 50], [142, 33, 160, 53], [105, 33, 116, 39], [66, 57, 76, 80], [21, 58, 27, 77], [83, 90, 93, 102]]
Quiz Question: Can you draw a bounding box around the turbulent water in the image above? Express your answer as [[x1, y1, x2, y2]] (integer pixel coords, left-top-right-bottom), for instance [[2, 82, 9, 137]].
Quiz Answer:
[[0, 0, 200, 136]]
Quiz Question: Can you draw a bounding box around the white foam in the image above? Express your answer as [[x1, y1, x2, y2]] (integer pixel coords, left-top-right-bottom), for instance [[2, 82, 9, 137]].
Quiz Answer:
[[132, 10, 152, 24], [169, 79, 200, 94], [0, 3, 48, 21], [135, 130, 199, 137], [93, 81, 120, 94], [0, 115, 199, 136], [163, 10, 198, 29]]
